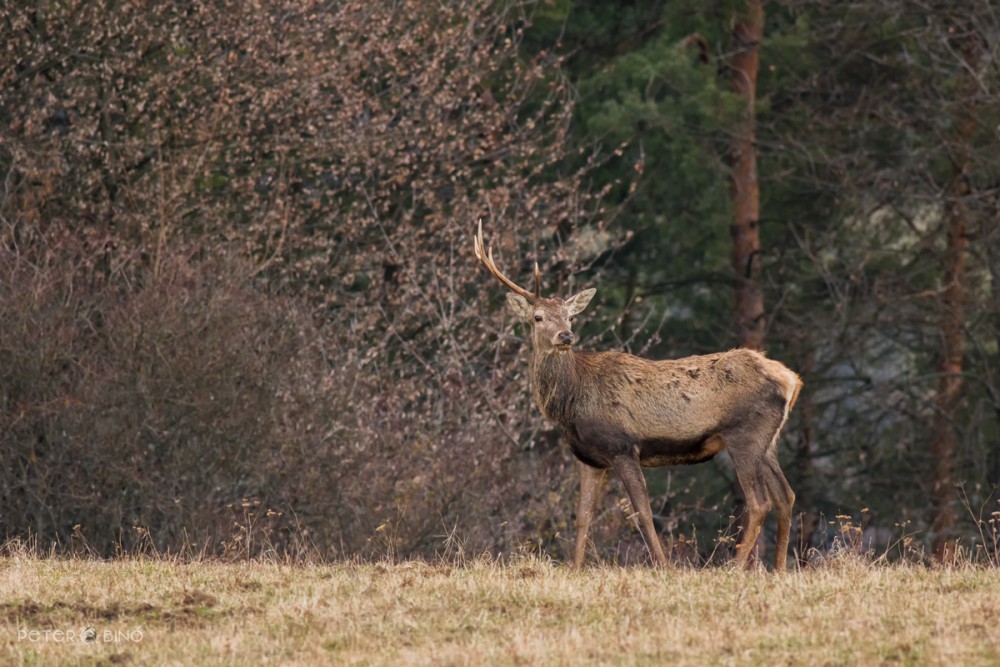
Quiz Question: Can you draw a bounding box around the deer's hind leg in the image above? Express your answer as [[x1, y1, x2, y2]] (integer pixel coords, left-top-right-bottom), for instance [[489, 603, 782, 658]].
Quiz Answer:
[[765, 450, 795, 571], [725, 427, 777, 569], [726, 413, 795, 570], [732, 466, 772, 569]]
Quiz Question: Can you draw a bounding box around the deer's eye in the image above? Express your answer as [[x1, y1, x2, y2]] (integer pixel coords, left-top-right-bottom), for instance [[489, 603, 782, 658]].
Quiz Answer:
[[569, 316, 577, 323], [534, 314, 543, 322]]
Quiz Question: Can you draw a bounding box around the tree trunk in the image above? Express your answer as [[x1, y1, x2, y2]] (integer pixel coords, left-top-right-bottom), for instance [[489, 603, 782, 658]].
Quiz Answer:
[[729, 0, 765, 351], [987, 226, 1000, 504], [929, 195, 967, 564], [930, 33, 978, 563], [728, 0, 767, 562], [930, 182, 967, 563]]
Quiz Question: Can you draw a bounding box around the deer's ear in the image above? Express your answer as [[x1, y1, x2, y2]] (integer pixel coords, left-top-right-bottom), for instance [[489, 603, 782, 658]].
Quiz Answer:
[[565, 288, 596, 316], [506, 293, 533, 320]]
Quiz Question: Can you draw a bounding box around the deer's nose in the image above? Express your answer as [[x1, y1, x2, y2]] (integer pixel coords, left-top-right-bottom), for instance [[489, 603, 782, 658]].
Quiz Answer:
[[557, 331, 575, 346]]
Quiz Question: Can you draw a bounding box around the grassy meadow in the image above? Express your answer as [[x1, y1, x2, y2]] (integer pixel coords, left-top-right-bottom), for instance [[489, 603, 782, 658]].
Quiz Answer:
[[3, 547, 1000, 666]]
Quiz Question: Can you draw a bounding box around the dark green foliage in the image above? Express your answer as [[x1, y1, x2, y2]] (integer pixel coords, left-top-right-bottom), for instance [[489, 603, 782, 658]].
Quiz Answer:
[[527, 0, 1000, 560]]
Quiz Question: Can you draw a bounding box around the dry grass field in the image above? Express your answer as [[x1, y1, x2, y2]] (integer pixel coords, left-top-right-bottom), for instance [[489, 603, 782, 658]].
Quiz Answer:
[[3, 545, 999, 666]]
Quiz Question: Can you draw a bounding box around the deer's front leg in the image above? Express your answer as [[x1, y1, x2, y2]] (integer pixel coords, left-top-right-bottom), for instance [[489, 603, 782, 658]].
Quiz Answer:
[[572, 461, 605, 568], [611, 455, 669, 567]]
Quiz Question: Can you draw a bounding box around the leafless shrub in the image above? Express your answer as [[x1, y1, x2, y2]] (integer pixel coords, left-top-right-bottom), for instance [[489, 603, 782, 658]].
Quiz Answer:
[[0, 0, 623, 560]]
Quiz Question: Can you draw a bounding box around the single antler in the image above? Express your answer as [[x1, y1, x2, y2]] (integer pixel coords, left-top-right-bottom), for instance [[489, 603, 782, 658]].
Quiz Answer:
[[474, 219, 540, 302]]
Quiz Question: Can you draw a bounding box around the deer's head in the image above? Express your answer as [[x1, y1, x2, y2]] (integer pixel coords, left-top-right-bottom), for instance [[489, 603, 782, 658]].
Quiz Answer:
[[474, 221, 596, 355]]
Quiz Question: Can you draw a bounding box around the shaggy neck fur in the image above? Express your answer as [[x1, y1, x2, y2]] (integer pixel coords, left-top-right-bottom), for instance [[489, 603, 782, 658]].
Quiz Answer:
[[531, 349, 584, 425]]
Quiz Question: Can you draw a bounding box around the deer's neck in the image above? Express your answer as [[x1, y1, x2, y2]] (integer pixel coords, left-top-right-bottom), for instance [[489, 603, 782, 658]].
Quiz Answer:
[[531, 350, 582, 424]]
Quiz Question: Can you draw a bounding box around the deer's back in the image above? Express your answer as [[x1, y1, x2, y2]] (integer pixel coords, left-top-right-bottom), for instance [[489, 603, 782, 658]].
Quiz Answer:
[[568, 347, 796, 442]]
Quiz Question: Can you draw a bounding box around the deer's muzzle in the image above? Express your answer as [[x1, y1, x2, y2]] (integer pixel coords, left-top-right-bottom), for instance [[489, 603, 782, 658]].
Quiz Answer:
[[556, 331, 575, 348]]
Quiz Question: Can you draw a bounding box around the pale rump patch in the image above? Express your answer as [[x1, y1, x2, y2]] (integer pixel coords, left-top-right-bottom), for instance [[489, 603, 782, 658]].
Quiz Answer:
[[766, 365, 802, 453]]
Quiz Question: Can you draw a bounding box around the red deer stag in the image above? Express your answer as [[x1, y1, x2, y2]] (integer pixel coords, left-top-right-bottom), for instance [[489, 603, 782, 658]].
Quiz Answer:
[[474, 221, 801, 570]]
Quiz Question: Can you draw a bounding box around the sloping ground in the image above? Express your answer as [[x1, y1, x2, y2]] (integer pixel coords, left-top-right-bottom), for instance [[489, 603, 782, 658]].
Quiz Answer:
[[3, 552, 999, 665]]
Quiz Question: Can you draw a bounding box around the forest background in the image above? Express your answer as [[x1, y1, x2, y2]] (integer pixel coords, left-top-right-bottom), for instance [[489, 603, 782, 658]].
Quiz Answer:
[[2, 0, 999, 566]]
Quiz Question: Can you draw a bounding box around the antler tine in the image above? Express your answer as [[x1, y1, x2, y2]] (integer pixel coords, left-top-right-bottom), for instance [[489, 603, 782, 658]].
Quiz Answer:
[[533, 262, 541, 300], [474, 219, 537, 301]]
